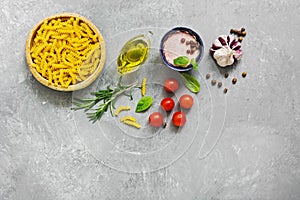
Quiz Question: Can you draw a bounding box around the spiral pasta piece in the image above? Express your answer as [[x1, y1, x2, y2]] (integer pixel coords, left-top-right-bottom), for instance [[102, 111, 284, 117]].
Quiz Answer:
[[141, 78, 147, 96], [115, 106, 131, 116], [121, 120, 141, 129]]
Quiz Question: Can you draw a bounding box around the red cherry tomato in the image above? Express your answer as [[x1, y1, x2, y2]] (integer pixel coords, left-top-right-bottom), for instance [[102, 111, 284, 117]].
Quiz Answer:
[[172, 111, 186, 127], [164, 78, 179, 93], [149, 112, 164, 127], [160, 97, 175, 111], [179, 94, 194, 109]]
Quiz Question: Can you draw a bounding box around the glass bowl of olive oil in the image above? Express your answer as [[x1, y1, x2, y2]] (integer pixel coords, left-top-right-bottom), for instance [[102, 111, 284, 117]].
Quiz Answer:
[[117, 33, 151, 75]]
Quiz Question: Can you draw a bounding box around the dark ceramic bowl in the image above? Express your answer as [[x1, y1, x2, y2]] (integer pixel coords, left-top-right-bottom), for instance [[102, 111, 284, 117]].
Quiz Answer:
[[160, 27, 204, 72]]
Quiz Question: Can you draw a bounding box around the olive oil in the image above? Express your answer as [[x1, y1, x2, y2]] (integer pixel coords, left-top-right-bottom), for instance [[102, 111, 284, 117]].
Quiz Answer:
[[117, 34, 150, 74]]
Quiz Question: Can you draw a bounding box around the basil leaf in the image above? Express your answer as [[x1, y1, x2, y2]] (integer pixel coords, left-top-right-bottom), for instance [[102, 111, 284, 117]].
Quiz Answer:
[[180, 72, 201, 93], [190, 58, 198, 70], [135, 96, 153, 112], [173, 56, 189, 67]]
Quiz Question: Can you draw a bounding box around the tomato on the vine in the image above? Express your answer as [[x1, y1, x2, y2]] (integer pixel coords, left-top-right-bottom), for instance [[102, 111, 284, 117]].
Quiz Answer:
[[172, 111, 186, 127], [149, 112, 164, 127], [164, 78, 179, 93], [179, 94, 194, 109], [160, 97, 175, 111]]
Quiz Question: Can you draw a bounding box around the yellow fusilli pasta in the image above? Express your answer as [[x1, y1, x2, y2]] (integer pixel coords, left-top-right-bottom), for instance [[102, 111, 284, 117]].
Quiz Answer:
[[30, 17, 101, 88], [121, 120, 141, 129], [141, 78, 147, 96], [120, 116, 136, 122], [115, 106, 131, 116]]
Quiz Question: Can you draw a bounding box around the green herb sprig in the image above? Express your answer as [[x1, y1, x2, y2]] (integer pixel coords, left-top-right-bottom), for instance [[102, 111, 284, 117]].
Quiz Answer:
[[173, 56, 198, 70], [180, 72, 201, 93], [135, 96, 153, 112], [72, 77, 138, 123]]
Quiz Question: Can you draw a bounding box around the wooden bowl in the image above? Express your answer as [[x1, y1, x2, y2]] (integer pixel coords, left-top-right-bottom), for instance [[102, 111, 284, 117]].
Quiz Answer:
[[25, 13, 106, 91]]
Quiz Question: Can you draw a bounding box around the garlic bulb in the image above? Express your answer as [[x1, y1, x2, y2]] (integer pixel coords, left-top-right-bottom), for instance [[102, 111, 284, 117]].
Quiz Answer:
[[210, 35, 242, 67]]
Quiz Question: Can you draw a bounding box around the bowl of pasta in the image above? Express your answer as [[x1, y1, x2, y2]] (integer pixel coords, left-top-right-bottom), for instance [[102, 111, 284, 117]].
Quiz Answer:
[[25, 13, 106, 91]]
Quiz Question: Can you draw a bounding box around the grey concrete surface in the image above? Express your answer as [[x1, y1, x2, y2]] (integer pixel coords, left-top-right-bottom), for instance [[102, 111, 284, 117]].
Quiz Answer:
[[0, 0, 300, 199]]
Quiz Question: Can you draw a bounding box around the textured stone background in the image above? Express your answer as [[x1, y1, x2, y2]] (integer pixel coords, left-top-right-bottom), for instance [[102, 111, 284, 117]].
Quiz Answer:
[[0, 0, 300, 199]]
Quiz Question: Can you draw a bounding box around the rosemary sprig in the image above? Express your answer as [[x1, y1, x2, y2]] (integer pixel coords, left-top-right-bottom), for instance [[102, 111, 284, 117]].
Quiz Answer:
[[72, 77, 139, 123]]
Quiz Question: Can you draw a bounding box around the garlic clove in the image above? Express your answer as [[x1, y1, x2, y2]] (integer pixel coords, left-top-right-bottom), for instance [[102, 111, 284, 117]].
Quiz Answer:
[[218, 35, 228, 46], [212, 38, 223, 48], [228, 35, 236, 47], [210, 46, 218, 55], [233, 49, 243, 60], [231, 41, 241, 50], [227, 35, 234, 45]]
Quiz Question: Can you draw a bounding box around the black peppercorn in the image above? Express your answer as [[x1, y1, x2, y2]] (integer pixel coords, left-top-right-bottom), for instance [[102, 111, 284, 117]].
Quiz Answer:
[[224, 88, 228, 94], [241, 31, 247, 37], [224, 72, 229, 78], [232, 78, 237, 84], [211, 79, 217, 85], [238, 36, 243, 42]]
